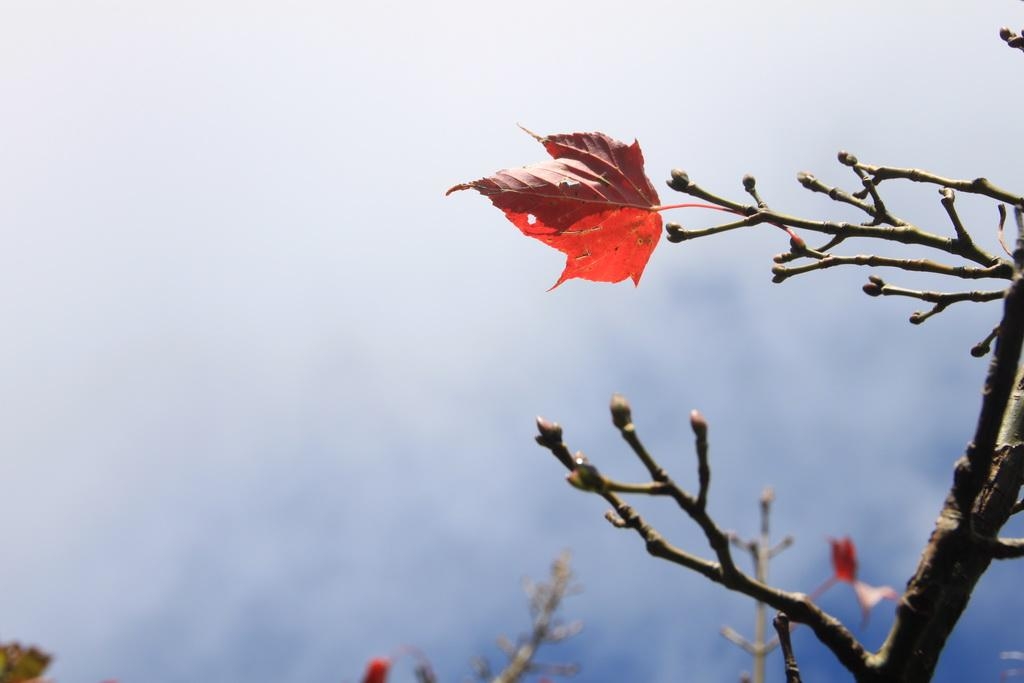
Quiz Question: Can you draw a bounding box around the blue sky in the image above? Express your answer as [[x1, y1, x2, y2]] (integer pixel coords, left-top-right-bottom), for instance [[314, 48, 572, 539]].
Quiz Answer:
[[2, 2, 1023, 682]]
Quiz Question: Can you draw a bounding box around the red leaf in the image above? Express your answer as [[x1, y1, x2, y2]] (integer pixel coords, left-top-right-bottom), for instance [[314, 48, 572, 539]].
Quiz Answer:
[[822, 537, 898, 626], [361, 657, 390, 683], [829, 536, 858, 582], [447, 127, 662, 288]]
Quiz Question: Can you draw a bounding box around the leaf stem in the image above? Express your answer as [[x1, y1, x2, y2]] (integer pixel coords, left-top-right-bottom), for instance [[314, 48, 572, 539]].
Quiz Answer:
[[654, 202, 741, 213]]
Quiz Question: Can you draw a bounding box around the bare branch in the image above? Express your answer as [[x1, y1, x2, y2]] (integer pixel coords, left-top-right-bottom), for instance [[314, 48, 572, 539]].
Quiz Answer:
[[773, 613, 803, 683], [847, 159, 1024, 208], [939, 188, 1000, 266], [691, 409, 710, 510], [721, 626, 758, 656], [769, 536, 795, 559], [534, 409, 872, 678], [491, 552, 581, 683], [976, 535, 1024, 559], [861, 274, 1005, 323], [610, 394, 664, 480], [772, 253, 1009, 284], [797, 170, 882, 220], [972, 326, 1000, 358]]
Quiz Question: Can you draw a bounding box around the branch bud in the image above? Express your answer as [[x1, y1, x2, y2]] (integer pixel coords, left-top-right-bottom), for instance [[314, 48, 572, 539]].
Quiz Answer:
[[604, 510, 627, 527], [862, 280, 882, 297], [689, 409, 708, 439], [665, 222, 687, 243], [1000, 27, 1014, 41], [742, 174, 756, 191], [796, 171, 815, 188], [668, 169, 691, 191], [535, 416, 563, 446], [610, 393, 633, 429], [838, 150, 857, 166], [567, 461, 605, 492]]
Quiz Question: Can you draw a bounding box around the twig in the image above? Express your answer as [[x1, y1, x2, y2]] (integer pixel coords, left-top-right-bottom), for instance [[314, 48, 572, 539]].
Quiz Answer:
[[976, 536, 1024, 559], [662, 151, 1018, 339], [798, 170, 884, 221], [844, 158, 1024, 208], [972, 326, 1000, 358], [773, 613, 803, 683], [721, 487, 790, 683], [939, 188, 999, 266], [772, 253, 1009, 284], [668, 176, 1001, 266], [610, 394, 664, 480], [692, 410, 710, 510], [861, 275, 1005, 323], [490, 552, 581, 683], [535, 408, 872, 678]]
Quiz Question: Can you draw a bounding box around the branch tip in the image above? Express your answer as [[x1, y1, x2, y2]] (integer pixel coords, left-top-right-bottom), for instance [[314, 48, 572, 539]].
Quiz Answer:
[[605, 510, 627, 528], [536, 416, 563, 445], [668, 168, 691, 191], [971, 326, 999, 358], [690, 409, 708, 438], [610, 393, 633, 429], [838, 150, 857, 166], [863, 280, 883, 297]]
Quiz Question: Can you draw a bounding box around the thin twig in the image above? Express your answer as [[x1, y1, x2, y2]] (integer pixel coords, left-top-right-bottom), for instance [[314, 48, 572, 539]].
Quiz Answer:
[[491, 552, 581, 683], [939, 188, 999, 266], [773, 613, 803, 683], [534, 411, 872, 678], [797, 170, 883, 220], [976, 536, 1024, 559], [772, 253, 1009, 284], [852, 162, 1024, 208], [610, 394, 664, 480], [692, 410, 710, 510]]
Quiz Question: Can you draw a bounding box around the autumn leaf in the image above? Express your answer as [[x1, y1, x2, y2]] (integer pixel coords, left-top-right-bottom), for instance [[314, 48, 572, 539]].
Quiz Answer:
[[447, 127, 663, 289], [830, 536, 858, 582], [811, 536, 899, 626], [361, 657, 390, 683], [0, 642, 51, 683]]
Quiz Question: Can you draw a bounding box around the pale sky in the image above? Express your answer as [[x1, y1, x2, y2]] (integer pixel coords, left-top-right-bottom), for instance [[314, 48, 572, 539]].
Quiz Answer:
[[2, 2, 1023, 682]]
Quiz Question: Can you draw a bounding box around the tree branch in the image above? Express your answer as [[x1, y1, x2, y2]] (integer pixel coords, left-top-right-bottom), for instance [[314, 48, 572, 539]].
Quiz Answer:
[[535, 406, 872, 678], [774, 613, 803, 683], [491, 552, 581, 683]]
